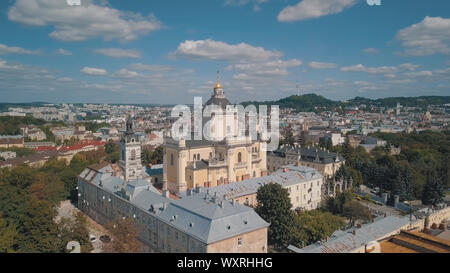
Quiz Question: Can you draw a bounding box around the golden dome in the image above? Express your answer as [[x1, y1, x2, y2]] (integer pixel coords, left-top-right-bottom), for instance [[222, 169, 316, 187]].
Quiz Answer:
[[214, 80, 223, 89]]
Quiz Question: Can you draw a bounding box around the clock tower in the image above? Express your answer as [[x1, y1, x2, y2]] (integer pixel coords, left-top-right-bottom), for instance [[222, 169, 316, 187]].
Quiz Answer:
[[119, 116, 142, 181]]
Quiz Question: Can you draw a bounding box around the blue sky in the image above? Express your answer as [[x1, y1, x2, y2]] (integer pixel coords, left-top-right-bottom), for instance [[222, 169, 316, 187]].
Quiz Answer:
[[0, 0, 449, 104]]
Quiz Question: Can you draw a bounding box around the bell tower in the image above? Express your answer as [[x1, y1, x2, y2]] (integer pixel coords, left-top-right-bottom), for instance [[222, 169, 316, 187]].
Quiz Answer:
[[119, 116, 142, 181]]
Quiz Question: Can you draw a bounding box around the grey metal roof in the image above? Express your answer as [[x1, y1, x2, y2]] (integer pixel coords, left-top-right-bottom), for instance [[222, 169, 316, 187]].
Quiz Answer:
[[180, 165, 322, 200], [269, 145, 344, 164], [205, 97, 231, 109], [159, 193, 269, 244], [295, 216, 412, 253], [80, 163, 269, 244]]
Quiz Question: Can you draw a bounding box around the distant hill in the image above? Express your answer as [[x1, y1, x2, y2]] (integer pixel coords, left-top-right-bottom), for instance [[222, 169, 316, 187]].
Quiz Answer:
[[241, 94, 450, 112], [346, 96, 450, 108], [242, 94, 338, 112], [0, 102, 49, 112]]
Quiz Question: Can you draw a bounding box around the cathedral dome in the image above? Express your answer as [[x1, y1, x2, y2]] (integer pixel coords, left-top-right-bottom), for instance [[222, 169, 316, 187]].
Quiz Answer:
[[205, 96, 231, 109]]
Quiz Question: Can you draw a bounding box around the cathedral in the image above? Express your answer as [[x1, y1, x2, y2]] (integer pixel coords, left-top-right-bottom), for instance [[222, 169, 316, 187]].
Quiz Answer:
[[162, 77, 268, 194]]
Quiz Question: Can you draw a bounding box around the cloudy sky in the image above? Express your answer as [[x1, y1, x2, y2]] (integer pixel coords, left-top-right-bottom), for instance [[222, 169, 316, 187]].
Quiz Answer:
[[0, 0, 449, 104]]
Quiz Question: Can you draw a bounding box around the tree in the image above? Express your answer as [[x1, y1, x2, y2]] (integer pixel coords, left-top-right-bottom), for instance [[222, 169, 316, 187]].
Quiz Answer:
[[422, 169, 445, 205], [391, 166, 413, 202], [280, 126, 295, 146], [291, 210, 345, 246], [105, 140, 117, 154], [255, 183, 296, 248], [0, 213, 18, 253], [58, 212, 93, 253], [104, 218, 142, 253], [342, 201, 372, 223]]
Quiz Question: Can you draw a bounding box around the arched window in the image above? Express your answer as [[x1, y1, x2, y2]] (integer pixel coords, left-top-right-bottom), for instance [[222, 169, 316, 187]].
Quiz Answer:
[[170, 154, 174, 165], [238, 152, 242, 163]]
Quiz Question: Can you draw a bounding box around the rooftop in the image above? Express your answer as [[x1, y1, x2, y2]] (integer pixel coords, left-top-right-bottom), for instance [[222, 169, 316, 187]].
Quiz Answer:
[[79, 163, 269, 244]]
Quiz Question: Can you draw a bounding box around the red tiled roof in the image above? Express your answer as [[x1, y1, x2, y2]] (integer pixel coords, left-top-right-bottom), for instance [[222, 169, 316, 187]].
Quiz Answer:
[[58, 140, 106, 152]]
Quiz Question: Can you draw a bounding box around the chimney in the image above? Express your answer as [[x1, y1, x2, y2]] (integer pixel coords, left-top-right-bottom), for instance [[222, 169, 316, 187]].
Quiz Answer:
[[394, 195, 399, 208], [283, 167, 289, 173], [296, 161, 301, 167], [382, 193, 388, 204], [187, 189, 192, 196], [231, 199, 236, 206], [162, 202, 167, 210], [163, 190, 169, 198]]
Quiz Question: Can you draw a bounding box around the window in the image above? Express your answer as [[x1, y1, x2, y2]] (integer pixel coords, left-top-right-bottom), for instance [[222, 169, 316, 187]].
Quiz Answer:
[[170, 154, 174, 165], [197, 153, 200, 160], [238, 238, 243, 246], [131, 149, 136, 160], [238, 152, 242, 163]]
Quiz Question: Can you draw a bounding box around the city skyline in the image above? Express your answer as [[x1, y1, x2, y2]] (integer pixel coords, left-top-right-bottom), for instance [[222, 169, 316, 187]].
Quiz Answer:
[[0, 0, 449, 104]]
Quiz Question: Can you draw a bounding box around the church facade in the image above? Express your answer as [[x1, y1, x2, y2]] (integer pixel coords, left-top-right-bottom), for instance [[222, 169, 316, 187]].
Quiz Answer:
[[163, 78, 268, 194]]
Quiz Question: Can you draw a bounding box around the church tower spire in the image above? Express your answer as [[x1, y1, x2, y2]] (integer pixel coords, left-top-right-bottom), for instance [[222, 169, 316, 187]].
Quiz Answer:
[[119, 116, 142, 181]]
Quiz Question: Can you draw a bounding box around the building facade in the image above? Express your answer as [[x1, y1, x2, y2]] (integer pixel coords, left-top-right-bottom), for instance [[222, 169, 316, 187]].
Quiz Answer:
[[267, 145, 344, 179], [77, 117, 269, 253], [163, 78, 268, 194], [187, 164, 324, 211]]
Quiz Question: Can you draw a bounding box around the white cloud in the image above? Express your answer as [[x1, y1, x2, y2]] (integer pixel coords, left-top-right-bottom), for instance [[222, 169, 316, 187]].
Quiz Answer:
[[308, 61, 337, 69], [8, 0, 162, 42], [94, 48, 141, 58], [340, 64, 366, 72], [404, 70, 433, 78], [341, 63, 419, 76], [225, 0, 268, 11], [113, 68, 140, 78], [0, 43, 40, 55], [398, 63, 420, 71], [55, 48, 72, 56], [353, 81, 372, 86], [278, 0, 358, 22], [229, 59, 302, 80], [128, 63, 171, 72], [171, 39, 283, 62], [396, 16, 450, 56], [81, 67, 107, 76], [362, 48, 379, 54]]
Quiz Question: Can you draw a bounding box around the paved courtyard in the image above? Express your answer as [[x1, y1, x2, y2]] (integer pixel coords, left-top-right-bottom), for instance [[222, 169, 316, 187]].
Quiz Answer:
[[56, 200, 110, 253]]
